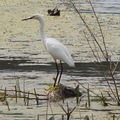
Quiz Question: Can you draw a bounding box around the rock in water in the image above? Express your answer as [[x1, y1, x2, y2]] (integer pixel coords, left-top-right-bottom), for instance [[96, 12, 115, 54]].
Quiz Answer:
[[47, 84, 82, 101]]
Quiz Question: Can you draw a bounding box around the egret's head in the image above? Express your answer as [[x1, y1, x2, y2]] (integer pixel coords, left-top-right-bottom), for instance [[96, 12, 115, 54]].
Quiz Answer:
[[22, 13, 42, 21]]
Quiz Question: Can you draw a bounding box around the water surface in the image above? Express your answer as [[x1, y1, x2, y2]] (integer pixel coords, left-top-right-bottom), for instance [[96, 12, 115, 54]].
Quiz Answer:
[[0, 0, 120, 120]]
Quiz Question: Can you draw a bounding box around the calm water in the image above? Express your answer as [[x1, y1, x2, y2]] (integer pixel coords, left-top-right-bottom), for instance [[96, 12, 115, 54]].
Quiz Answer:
[[76, 0, 120, 14], [0, 0, 120, 89], [0, 1, 120, 120]]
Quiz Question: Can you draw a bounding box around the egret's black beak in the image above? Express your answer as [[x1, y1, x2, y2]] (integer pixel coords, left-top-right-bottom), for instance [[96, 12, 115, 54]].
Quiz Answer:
[[22, 16, 34, 21]]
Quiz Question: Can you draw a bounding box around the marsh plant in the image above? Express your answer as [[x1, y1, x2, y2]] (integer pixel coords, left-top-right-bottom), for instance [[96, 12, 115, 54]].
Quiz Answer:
[[61, 0, 120, 106]]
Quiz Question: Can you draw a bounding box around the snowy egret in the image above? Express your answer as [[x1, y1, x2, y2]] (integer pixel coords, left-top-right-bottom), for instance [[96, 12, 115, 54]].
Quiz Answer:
[[22, 13, 75, 86]]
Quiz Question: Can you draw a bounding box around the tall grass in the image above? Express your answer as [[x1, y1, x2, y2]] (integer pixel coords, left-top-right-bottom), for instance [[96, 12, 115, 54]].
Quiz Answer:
[[67, 0, 120, 105]]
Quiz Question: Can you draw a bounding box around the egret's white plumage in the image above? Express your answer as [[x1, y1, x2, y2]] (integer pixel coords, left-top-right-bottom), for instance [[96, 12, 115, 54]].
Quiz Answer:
[[46, 38, 74, 66], [22, 13, 75, 86]]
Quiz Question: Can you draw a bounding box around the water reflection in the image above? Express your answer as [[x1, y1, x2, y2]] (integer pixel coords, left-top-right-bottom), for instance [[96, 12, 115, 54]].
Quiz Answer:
[[0, 0, 119, 91], [0, 59, 120, 77], [95, 0, 120, 2], [79, 0, 120, 14]]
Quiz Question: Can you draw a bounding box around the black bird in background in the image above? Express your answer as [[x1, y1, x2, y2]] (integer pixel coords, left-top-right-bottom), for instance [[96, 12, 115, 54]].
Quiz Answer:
[[48, 6, 60, 16]]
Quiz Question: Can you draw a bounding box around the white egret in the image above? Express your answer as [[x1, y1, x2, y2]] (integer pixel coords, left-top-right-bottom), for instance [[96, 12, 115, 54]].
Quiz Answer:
[[22, 13, 75, 86]]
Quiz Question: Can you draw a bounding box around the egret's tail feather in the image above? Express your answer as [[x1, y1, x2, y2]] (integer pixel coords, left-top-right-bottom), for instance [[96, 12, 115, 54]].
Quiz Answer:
[[65, 58, 75, 67]]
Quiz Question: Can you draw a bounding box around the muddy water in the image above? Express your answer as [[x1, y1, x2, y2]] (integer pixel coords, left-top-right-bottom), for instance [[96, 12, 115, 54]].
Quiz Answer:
[[0, 0, 120, 120]]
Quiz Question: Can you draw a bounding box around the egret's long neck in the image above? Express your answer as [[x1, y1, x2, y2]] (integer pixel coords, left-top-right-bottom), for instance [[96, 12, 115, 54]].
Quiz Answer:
[[38, 16, 47, 47]]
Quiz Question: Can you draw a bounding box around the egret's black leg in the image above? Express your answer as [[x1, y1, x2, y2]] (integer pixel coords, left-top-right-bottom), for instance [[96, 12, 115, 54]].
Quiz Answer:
[[58, 61, 63, 84], [54, 61, 59, 87]]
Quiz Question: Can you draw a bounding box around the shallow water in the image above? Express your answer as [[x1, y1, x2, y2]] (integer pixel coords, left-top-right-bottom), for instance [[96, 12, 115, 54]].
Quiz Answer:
[[0, 0, 120, 120], [74, 0, 120, 14]]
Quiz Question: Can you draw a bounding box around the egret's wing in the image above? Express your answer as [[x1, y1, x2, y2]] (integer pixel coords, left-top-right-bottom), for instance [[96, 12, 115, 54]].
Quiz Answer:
[[46, 38, 74, 66]]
